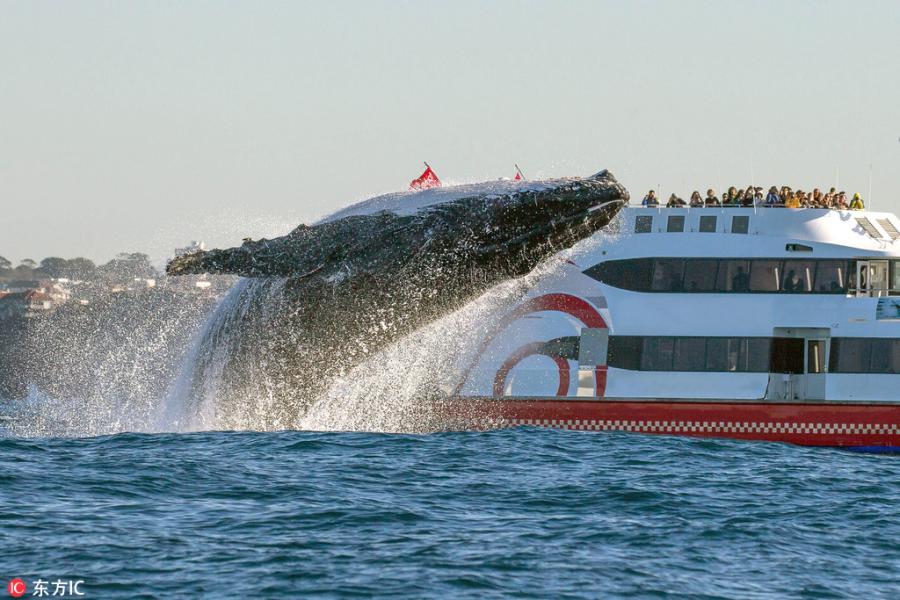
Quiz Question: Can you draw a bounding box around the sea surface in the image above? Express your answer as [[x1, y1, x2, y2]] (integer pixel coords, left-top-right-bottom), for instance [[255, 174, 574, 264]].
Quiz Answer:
[[2, 428, 899, 599]]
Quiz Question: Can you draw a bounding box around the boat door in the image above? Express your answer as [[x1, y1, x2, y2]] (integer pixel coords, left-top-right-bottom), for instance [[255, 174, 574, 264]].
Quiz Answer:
[[769, 328, 830, 401], [855, 260, 890, 297], [803, 337, 828, 400]]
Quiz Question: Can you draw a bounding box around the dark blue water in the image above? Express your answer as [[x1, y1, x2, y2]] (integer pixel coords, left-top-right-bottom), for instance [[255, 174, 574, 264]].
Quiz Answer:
[[2, 429, 899, 599]]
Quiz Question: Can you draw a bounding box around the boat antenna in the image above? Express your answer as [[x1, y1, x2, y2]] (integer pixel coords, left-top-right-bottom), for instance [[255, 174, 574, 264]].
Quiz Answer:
[[868, 163, 874, 211]]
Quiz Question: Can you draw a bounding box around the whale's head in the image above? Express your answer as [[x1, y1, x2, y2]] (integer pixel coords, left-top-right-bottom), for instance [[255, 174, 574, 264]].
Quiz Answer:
[[425, 170, 628, 273]]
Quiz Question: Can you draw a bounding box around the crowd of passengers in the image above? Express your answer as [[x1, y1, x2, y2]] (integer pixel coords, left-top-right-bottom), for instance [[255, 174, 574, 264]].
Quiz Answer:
[[641, 186, 866, 210]]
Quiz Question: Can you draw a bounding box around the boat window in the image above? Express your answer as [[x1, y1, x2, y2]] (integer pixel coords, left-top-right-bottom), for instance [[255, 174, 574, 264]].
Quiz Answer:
[[608, 336, 771, 373], [673, 338, 706, 371], [807, 340, 826, 374], [716, 260, 752, 292], [641, 337, 674, 371], [650, 259, 685, 291], [749, 260, 781, 292], [770, 338, 804, 374], [814, 260, 849, 293], [683, 259, 718, 292], [829, 339, 872, 373], [706, 338, 737, 372], [584, 258, 855, 294], [582, 258, 653, 291], [607, 336, 642, 371], [830, 338, 900, 374], [868, 339, 894, 374], [746, 338, 772, 372], [891, 261, 900, 296], [699, 215, 717, 233], [786, 243, 813, 252], [635, 215, 653, 234], [731, 215, 750, 234], [781, 260, 815, 293], [667, 215, 685, 233]]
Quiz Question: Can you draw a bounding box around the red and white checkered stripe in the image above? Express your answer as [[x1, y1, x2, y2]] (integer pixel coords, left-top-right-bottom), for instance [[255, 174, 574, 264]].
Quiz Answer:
[[509, 418, 900, 436]]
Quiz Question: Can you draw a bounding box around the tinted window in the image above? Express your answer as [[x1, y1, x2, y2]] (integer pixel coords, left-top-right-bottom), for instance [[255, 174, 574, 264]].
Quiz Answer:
[[869, 339, 894, 374], [771, 338, 804, 374], [706, 338, 737, 372], [717, 260, 751, 291], [815, 260, 848, 293], [607, 336, 642, 370], [732, 215, 750, 234], [641, 337, 674, 371], [673, 338, 707, 371], [585, 259, 850, 294], [782, 260, 815, 293], [635, 215, 653, 233], [746, 338, 772, 372], [749, 260, 781, 292], [651, 259, 685, 291], [683, 259, 718, 292], [830, 339, 871, 373], [583, 259, 653, 291], [699, 215, 717, 233], [609, 336, 769, 372], [667, 215, 685, 233]]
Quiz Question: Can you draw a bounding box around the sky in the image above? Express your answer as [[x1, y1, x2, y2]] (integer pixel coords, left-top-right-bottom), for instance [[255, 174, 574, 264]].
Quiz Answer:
[[1, 0, 899, 266]]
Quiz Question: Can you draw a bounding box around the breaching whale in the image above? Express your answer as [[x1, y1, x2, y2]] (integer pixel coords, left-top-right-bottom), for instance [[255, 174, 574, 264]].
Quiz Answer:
[[166, 170, 627, 429]]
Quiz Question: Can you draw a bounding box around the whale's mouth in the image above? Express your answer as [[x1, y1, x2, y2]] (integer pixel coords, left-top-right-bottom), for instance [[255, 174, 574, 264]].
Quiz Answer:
[[476, 197, 625, 258]]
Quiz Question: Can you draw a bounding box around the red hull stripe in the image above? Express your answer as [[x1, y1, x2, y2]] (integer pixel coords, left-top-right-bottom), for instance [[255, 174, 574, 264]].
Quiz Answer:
[[447, 399, 900, 448]]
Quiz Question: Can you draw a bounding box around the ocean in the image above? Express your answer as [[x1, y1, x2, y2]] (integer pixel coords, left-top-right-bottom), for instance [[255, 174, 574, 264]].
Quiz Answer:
[[2, 428, 898, 599]]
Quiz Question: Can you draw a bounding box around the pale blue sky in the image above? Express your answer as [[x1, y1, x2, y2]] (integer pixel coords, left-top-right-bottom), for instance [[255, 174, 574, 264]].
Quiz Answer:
[[1, 0, 898, 264]]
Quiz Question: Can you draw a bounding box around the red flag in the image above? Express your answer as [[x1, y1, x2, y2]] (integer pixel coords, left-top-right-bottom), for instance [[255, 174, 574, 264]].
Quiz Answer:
[[513, 164, 524, 181], [410, 163, 441, 190]]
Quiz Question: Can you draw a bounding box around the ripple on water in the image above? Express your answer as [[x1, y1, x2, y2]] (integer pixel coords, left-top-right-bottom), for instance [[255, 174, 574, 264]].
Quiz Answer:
[[1, 428, 899, 599]]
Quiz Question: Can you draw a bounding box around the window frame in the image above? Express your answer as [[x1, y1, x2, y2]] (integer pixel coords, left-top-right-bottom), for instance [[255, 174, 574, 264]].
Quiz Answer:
[[731, 215, 750, 234], [699, 215, 717, 233], [583, 258, 856, 295], [667, 215, 686, 233], [634, 215, 653, 234]]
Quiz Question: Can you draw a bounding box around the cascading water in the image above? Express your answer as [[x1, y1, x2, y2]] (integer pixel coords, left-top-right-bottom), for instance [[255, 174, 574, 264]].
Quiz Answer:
[[0, 285, 222, 437], [1, 224, 618, 438], [158, 230, 617, 433]]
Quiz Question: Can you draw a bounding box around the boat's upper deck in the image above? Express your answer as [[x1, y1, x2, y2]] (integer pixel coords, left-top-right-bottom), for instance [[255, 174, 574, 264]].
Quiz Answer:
[[608, 207, 900, 257]]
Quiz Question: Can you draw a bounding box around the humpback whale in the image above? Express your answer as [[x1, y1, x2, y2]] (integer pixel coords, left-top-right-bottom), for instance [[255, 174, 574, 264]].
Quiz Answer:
[[167, 170, 627, 429]]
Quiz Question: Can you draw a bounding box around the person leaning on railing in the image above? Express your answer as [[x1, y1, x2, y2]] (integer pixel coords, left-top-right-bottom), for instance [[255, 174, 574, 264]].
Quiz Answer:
[[849, 193, 865, 210], [642, 190, 659, 207]]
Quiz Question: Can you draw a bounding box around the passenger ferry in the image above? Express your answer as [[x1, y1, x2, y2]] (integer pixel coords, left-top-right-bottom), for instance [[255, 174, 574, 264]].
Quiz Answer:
[[454, 206, 900, 451]]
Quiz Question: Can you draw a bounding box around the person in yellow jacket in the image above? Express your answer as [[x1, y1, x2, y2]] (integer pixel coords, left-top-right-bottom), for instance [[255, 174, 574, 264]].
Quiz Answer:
[[785, 192, 801, 208], [849, 193, 865, 210]]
